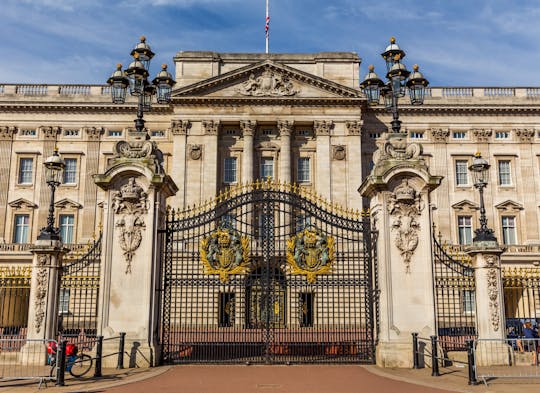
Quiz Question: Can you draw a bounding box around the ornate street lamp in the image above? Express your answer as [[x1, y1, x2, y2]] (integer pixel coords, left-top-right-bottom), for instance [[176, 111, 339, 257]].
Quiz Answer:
[[360, 37, 429, 134], [469, 152, 497, 242], [37, 148, 65, 241], [107, 36, 176, 139]]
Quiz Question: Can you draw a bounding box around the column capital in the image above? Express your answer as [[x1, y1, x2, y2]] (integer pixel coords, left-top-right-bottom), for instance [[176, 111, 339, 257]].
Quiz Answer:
[[430, 128, 450, 143], [277, 120, 294, 137], [346, 120, 363, 136], [84, 126, 104, 141], [313, 120, 333, 136], [171, 120, 191, 135], [202, 120, 220, 135], [0, 126, 18, 140], [39, 126, 61, 140], [240, 120, 257, 137]]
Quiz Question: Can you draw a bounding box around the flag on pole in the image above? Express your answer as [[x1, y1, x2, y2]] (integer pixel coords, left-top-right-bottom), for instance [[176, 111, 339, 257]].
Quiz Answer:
[[265, 0, 269, 53]]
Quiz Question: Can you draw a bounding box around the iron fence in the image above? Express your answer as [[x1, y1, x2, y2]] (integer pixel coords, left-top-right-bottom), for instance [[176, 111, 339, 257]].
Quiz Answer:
[[503, 267, 540, 335], [0, 266, 31, 340], [0, 338, 55, 386]]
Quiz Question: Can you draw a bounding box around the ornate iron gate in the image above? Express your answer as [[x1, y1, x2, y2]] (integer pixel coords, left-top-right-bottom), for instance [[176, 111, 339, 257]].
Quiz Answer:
[[159, 181, 376, 364], [432, 234, 477, 351]]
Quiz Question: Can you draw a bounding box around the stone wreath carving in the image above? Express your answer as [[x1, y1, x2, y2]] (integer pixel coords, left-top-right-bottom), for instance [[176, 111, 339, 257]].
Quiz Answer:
[[112, 178, 149, 274], [237, 70, 298, 96], [189, 144, 202, 160], [34, 254, 49, 333], [387, 179, 424, 273], [485, 255, 500, 331]]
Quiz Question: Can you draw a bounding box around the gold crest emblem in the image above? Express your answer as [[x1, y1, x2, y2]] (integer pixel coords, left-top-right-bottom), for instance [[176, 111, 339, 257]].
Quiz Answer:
[[200, 225, 250, 282], [286, 225, 335, 283]]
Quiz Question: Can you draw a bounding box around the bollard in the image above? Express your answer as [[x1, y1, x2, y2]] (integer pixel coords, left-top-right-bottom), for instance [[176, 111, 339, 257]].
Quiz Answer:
[[430, 335, 440, 377], [56, 340, 67, 386], [117, 332, 126, 369], [94, 336, 103, 377], [466, 340, 477, 385], [412, 332, 419, 369]]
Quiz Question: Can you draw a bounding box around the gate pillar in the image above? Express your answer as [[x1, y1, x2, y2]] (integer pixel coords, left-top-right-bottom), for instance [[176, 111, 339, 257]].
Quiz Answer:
[[94, 133, 178, 367], [359, 135, 442, 367]]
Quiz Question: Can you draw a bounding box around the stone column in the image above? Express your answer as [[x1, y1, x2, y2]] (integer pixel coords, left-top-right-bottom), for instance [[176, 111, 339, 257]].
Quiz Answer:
[[81, 127, 104, 239], [240, 120, 256, 183], [359, 134, 442, 368], [0, 126, 17, 242], [314, 121, 333, 200], [277, 120, 293, 183], [170, 120, 190, 209], [21, 239, 66, 364], [467, 243, 508, 365], [202, 120, 219, 199]]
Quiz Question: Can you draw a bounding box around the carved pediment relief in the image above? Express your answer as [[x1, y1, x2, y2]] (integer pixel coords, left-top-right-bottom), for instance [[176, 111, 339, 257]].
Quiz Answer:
[[9, 198, 37, 210], [55, 198, 82, 210], [171, 60, 361, 100], [451, 200, 479, 213], [495, 200, 523, 212], [256, 141, 280, 151]]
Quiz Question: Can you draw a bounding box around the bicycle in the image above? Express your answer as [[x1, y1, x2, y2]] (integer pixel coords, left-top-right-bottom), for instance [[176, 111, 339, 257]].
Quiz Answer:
[[48, 341, 93, 378]]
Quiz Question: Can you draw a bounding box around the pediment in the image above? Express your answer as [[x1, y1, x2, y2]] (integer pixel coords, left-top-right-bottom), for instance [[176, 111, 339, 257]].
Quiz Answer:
[[451, 200, 478, 212], [495, 200, 523, 212], [55, 198, 82, 210], [9, 198, 37, 210], [172, 60, 362, 100]]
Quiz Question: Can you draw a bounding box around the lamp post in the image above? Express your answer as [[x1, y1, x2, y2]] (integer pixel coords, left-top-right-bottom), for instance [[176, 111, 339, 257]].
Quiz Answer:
[[469, 152, 497, 243], [107, 36, 176, 139], [360, 37, 429, 136], [37, 149, 65, 241]]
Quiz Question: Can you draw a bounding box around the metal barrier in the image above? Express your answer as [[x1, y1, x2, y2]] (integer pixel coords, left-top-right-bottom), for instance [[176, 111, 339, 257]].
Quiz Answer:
[[0, 338, 56, 386], [474, 338, 540, 385]]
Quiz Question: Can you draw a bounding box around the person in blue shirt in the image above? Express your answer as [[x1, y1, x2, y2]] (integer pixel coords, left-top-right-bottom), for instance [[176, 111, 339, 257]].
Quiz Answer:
[[523, 322, 539, 365]]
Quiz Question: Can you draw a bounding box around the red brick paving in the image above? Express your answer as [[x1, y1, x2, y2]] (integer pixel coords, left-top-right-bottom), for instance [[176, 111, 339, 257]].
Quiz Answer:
[[103, 365, 459, 393]]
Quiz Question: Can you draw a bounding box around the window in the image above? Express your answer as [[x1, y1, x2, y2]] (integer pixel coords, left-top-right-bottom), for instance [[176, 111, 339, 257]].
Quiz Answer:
[[297, 130, 310, 136], [225, 129, 237, 135], [458, 216, 473, 245], [495, 131, 509, 139], [502, 216, 517, 245], [218, 292, 235, 327], [299, 292, 314, 327], [18, 158, 33, 184], [453, 131, 467, 139], [498, 160, 511, 186], [262, 129, 273, 136], [223, 157, 237, 184], [151, 130, 165, 137], [108, 130, 122, 137], [63, 129, 79, 137], [297, 157, 310, 183], [221, 214, 236, 229], [455, 160, 469, 186], [462, 290, 475, 315], [63, 158, 77, 184], [20, 129, 36, 136], [13, 214, 30, 243], [369, 132, 381, 139], [59, 289, 70, 315], [410, 132, 424, 139], [260, 158, 274, 180], [295, 215, 312, 232], [59, 214, 75, 244]]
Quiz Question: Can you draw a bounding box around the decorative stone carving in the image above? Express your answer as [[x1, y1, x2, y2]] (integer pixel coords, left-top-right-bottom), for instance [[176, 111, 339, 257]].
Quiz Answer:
[[286, 225, 335, 283], [33, 254, 49, 333], [387, 179, 424, 273], [374, 134, 423, 163], [346, 121, 363, 136], [170, 120, 191, 135], [514, 128, 535, 143], [332, 145, 346, 161], [0, 126, 17, 140], [114, 140, 164, 174], [313, 120, 333, 136], [8, 198, 38, 210], [277, 120, 293, 137], [472, 128, 492, 142], [39, 126, 61, 139], [485, 255, 500, 332], [189, 144, 202, 160], [202, 120, 220, 135], [239, 120, 256, 137], [430, 128, 449, 143], [112, 178, 149, 274], [84, 127, 104, 141], [237, 70, 298, 96]]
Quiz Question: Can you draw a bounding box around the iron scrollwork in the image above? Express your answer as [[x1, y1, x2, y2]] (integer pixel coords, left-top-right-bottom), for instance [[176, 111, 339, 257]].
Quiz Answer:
[[286, 225, 335, 283], [200, 224, 250, 283]]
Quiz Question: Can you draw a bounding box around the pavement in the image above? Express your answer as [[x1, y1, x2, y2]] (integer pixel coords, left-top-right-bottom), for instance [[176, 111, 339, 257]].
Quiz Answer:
[[1, 364, 539, 393]]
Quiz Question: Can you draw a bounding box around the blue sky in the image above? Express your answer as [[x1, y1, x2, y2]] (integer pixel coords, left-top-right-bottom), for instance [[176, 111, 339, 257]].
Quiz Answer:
[[1, 0, 539, 86]]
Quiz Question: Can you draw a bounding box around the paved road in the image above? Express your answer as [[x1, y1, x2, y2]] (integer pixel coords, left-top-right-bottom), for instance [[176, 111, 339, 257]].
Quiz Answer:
[[103, 365, 460, 393]]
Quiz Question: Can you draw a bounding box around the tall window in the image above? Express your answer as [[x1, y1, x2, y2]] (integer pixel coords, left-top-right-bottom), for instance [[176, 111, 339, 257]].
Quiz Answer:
[[455, 160, 468, 186], [59, 214, 75, 244], [462, 290, 475, 315], [457, 216, 473, 245], [498, 160, 511, 186], [223, 157, 237, 184], [18, 158, 33, 184], [13, 214, 30, 243], [502, 216, 517, 245], [59, 289, 71, 315], [297, 157, 310, 183], [63, 158, 77, 184], [260, 158, 274, 180]]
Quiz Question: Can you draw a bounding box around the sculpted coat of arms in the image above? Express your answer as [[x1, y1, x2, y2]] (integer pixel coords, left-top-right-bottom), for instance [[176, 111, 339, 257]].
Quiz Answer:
[[200, 224, 250, 282], [286, 225, 335, 283]]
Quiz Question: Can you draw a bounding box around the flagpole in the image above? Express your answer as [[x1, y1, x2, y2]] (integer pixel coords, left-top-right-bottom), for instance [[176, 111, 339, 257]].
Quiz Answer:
[[265, 0, 269, 54]]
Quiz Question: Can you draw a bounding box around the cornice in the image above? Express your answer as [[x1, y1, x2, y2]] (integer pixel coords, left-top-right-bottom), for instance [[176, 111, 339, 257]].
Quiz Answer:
[[170, 96, 365, 107], [0, 103, 174, 114], [368, 104, 540, 114]]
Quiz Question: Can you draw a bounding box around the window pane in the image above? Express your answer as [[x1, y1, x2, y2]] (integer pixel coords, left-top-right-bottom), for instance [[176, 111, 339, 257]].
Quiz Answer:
[[59, 289, 70, 315], [455, 160, 468, 185], [18, 158, 33, 184], [297, 157, 310, 183], [63, 159, 77, 184], [224, 157, 237, 183], [13, 214, 30, 243], [59, 214, 75, 244], [502, 216, 516, 245], [462, 290, 475, 314], [498, 160, 511, 186], [458, 215, 472, 245], [260, 158, 274, 180]]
